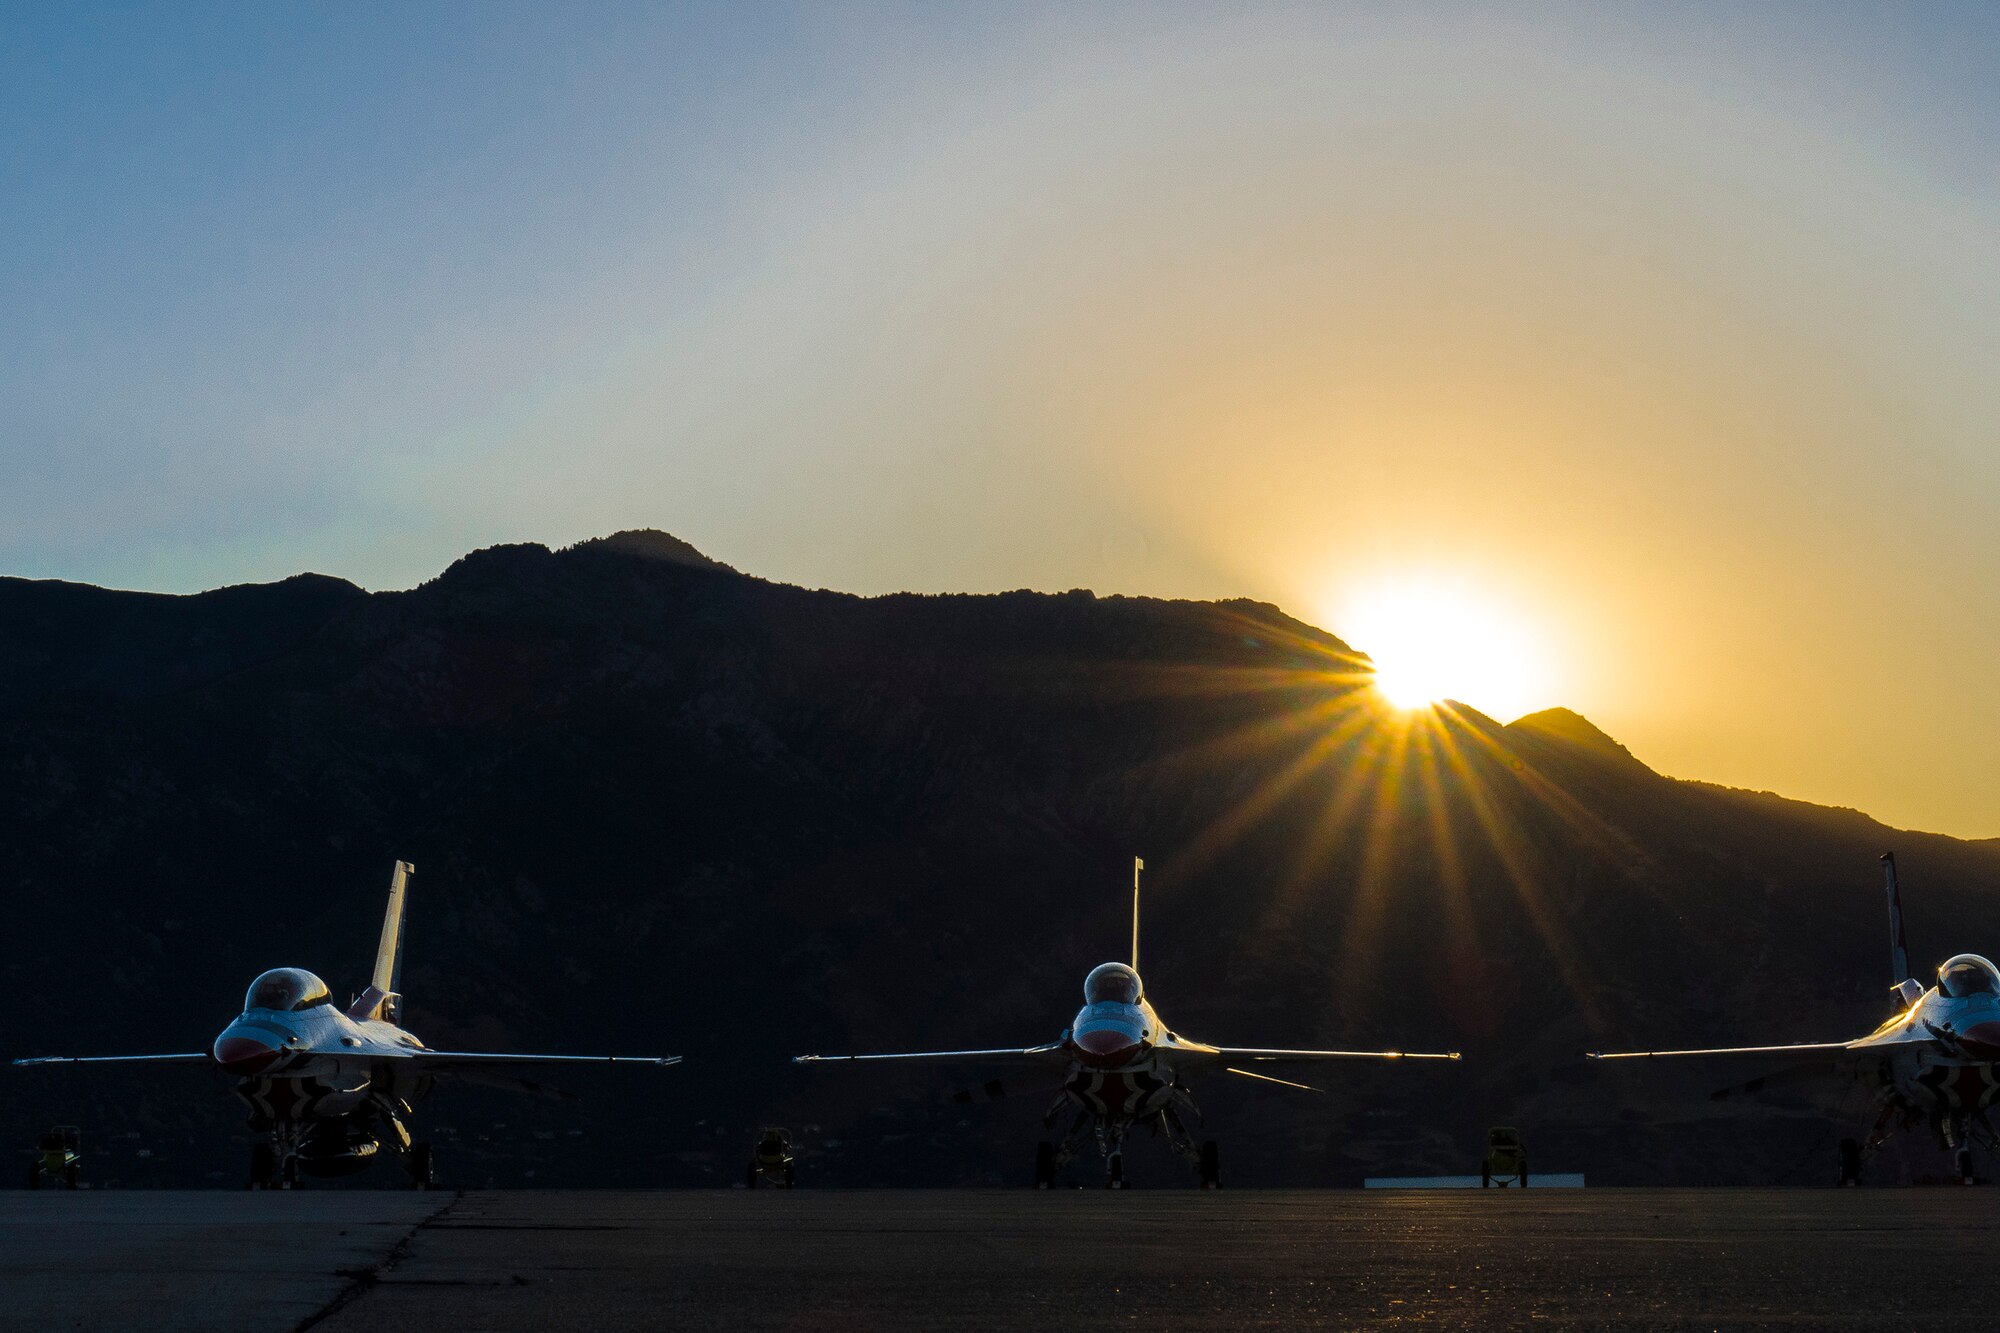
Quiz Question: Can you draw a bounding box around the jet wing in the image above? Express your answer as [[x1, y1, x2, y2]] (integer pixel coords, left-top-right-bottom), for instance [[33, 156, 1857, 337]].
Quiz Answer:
[[1192, 1046, 1462, 1063], [1589, 1041, 1886, 1106], [1587, 1040, 1859, 1061], [13, 1054, 211, 1067], [795, 1044, 1067, 1066], [396, 1051, 682, 1070], [14, 1051, 680, 1072], [358, 1051, 678, 1101], [391, 1051, 679, 1099]]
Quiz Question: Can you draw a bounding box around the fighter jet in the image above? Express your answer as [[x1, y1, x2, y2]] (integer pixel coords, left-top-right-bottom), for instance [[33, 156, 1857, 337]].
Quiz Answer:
[[14, 861, 679, 1188], [1591, 852, 2000, 1185], [794, 858, 1460, 1187]]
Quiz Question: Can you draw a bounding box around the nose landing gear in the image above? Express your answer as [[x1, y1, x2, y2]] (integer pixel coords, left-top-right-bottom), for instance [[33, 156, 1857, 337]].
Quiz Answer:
[[406, 1141, 435, 1190], [1034, 1141, 1056, 1189], [249, 1143, 274, 1189], [1034, 1107, 1218, 1189], [249, 1139, 299, 1189], [1837, 1137, 1862, 1187], [1939, 1109, 1987, 1185]]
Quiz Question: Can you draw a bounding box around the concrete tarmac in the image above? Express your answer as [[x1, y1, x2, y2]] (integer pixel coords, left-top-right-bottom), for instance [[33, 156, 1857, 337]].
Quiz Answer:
[[11, 1189, 2000, 1331], [0, 1191, 444, 1333]]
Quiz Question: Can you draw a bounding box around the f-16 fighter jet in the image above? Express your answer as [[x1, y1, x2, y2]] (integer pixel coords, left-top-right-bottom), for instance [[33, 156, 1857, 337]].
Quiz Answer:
[[796, 858, 1460, 1187], [1592, 853, 2000, 1185], [15, 861, 679, 1188]]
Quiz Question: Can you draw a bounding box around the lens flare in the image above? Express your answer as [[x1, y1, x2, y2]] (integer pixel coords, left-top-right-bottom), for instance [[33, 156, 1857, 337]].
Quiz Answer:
[[1335, 576, 1553, 720]]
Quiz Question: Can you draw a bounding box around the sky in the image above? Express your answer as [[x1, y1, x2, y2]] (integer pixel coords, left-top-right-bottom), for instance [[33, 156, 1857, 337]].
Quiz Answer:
[[3, 2, 1998, 835]]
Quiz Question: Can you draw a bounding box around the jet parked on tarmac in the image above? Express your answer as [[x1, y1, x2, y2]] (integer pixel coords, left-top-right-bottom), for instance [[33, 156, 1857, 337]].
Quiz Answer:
[[14, 860, 679, 1188], [1592, 853, 2000, 1185], [795, 858, 1461, 1187]]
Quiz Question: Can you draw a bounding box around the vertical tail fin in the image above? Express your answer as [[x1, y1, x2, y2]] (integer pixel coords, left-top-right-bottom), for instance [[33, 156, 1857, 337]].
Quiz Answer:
[[349, 860, 414, 1023], [1882, 852, 1914, 995], [373, 860, 413, 993], [1130, 857, 1144, 972]]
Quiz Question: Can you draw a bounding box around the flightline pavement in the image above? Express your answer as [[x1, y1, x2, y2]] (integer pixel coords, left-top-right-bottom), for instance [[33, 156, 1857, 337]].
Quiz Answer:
[[6, 1188, 1999, 1331]]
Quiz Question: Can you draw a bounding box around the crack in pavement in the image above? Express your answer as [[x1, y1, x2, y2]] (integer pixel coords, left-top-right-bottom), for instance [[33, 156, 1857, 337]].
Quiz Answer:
[[294, 1192, 461, 1332]]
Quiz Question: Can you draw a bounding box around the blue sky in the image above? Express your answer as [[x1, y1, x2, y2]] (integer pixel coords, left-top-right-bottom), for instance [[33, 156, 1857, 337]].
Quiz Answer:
[[4, 2, 1999, 833]]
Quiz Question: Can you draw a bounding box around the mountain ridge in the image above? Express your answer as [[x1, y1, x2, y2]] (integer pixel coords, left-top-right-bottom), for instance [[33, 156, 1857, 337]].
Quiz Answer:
[[0, 531, 1916, 828], [0, 531, 1626, 776]]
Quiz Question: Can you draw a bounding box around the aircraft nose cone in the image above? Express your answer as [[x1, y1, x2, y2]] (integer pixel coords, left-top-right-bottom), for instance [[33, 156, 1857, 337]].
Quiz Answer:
[[1958, 1022, 2000, 1060], [212, 1030, 282, 1075], [1073, 1028, 1141, 1068]]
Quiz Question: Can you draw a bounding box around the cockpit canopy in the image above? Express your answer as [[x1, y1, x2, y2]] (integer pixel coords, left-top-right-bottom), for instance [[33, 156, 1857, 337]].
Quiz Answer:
[[244, 968, 332, 1013], [1084, 962, 1143, 1006], [1937, 954, 2000, 1000]]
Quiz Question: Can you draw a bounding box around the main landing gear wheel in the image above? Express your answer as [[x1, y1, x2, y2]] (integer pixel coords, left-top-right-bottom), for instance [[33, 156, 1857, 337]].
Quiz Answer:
[[1837, 1138, 1861, 1188], [249, 1144, 276, 1191], [1034, 1142, 1056, 1190], [1105, 1153, 1125, 1190], [280, 1154, 299, 1190], [783, 1163, 796, 1189], [408, 1143, 435, 1191], [746, 1163, 760, 1189], [1199, 1141, 1221, 1190], [1957, 1146, 1975, 1186], [63, 1162, 78, 1190], [26, 1161, 40, 1191]]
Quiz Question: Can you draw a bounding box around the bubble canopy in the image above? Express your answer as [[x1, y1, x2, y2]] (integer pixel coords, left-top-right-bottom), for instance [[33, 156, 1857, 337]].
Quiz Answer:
[[1084, 962, 1143, 1005], [1937, 955, 2000, 999], [244, 967, 332, 1013]]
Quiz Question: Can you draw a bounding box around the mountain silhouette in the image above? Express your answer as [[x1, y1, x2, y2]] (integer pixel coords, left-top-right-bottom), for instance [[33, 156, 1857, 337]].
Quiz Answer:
[[6, 531, 1998, 1187]]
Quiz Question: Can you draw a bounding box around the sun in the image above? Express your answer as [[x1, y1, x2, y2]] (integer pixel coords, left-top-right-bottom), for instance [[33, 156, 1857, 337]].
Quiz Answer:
[[1334, 576, 1553, 720]]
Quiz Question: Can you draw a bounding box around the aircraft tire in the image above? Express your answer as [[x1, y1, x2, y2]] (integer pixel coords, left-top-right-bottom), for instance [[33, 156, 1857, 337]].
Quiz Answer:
[[280, 1154, 299, 1189], [1837, 1138, 1861, 1187], [409, 1143, 434, 1190], [1106, 1153, 1124, 1190], [249, 1144, 275, 1191], [63, 1163, 78, 1190], [1034, 1141, 1055, 1189], [1199, 1141, 1221, 1190], [1957, 1146, 1974, 1185], [27, 1161, 40, 1191], [783, 1163, 796, 1189]]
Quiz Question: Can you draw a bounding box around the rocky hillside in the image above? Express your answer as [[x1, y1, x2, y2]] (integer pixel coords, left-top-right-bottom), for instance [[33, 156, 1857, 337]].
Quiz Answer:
[[6, 532, 1998, 1188]]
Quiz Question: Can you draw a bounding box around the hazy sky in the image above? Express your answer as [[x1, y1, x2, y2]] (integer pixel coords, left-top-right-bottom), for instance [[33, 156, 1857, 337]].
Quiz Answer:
[[4, 3, 1998, 835]]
